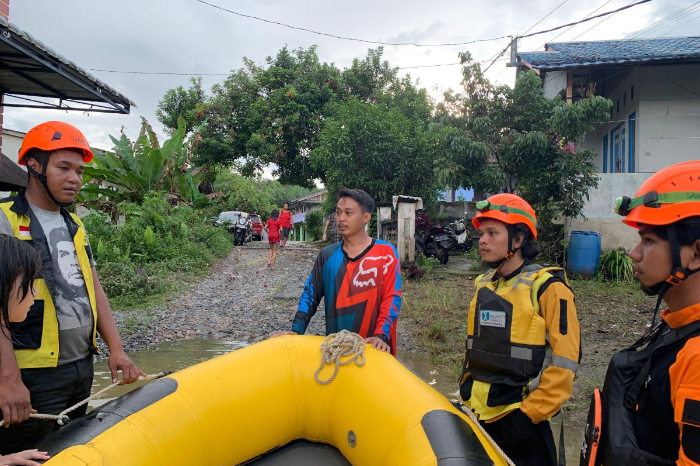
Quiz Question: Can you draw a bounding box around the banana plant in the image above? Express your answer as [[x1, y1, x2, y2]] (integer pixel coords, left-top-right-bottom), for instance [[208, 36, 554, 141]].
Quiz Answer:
[[80, 117, 210, 208]]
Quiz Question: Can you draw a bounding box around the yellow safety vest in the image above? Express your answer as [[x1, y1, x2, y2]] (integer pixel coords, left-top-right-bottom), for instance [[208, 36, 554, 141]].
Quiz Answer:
[[461, 264, 568, 420], [0, 193, 98, 369]]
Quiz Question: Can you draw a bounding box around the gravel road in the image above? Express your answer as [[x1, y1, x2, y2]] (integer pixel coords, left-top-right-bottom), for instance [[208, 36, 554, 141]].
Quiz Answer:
[[104, 242, 417, 355]]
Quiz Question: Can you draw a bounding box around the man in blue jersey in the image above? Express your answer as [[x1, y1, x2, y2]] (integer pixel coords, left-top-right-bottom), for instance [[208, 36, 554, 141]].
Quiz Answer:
[[272, 189, 402, 354]]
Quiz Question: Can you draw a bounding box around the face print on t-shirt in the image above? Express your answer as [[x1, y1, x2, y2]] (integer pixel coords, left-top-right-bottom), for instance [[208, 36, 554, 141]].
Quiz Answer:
[[56, 240, 85, 288]]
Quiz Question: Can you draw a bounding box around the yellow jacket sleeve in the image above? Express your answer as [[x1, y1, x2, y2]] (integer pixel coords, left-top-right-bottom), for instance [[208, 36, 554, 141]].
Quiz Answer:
[[520, 281, 580, 424]]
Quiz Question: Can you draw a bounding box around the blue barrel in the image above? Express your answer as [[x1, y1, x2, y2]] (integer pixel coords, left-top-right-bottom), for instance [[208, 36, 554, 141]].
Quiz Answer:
[[566, 231, 601, 277]]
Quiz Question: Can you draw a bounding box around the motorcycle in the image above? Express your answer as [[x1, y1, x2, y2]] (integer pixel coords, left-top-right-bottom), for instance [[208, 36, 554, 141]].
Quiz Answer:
[[449, 212, 476, 252], [416, 224, 453, 265], [234, 213, 251, 246]]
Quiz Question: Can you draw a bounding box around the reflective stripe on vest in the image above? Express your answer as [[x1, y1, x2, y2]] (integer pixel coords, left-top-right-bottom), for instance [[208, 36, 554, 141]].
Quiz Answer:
[[0, 198, 98, 369]]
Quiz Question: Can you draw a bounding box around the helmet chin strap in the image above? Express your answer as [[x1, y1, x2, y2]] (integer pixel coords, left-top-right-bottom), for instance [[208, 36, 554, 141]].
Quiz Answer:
[[491, 225, 520, 274], [26, 156, 71, 208], [642, 224, 700, 331]]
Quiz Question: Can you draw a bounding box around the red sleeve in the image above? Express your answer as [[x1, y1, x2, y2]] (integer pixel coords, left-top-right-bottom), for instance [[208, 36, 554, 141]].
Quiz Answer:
[[670, 336, 700, 466], [374, 245, 402, 349]]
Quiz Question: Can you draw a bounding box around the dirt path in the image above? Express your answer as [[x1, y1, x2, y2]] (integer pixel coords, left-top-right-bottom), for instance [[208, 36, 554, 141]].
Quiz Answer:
[[106, 242, 418, 354]]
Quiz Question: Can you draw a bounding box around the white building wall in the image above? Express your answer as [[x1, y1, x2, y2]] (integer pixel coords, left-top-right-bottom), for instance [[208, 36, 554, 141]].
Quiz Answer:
[[566, 173, 652, 251], [566, 63, 700, 251], [636, 64, 700, 172], [543, 70, 567, 99], [0, 130, 26, 198]]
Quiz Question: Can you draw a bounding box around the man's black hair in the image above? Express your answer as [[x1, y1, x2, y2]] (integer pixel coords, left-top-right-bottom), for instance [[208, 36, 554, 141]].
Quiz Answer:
[[337, 188, 374, 214], [0, 235, 41, 336], [23, 148, 50, 180], [514, 223, 540, 261], [652, 216, 700, 247]]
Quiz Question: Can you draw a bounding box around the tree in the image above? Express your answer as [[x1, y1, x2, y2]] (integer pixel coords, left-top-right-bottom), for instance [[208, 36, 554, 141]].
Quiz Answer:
[[311, 95, 440, 208], [156, 46, 415, 188], [433, 52, 612, 232], [212, 171, 274, 217], [80, 117, 209, 217], [156, 77, 205, 135]]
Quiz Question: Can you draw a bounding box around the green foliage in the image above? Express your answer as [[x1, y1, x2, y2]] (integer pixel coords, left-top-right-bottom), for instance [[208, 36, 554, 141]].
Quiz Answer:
[[156, 77, 205, 135], [212, 170, 274, 216], [80, 117, 209, 210], [432, 52, 612, 234], [415, 253, 440, 272], [82, 193, 234, 306], [311, 94, 440, 206], [305, 210, 324, 240], [157, 45, 439, 194], [599, 249, 634, 281]]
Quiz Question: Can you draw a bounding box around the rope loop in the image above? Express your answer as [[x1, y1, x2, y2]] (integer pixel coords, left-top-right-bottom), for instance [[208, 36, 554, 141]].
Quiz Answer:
[[314, 330, 366, 385], [29, 372, 166, 426]]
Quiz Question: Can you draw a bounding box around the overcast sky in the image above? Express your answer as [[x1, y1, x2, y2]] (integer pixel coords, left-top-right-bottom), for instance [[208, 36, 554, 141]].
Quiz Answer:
[[6, 0, 698, 160]]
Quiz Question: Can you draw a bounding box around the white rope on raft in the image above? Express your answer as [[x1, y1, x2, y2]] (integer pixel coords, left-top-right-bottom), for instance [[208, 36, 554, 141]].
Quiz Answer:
[[313, 331, 514, 466], [29, 372, 166, 426], [314, 330, 366, 384]]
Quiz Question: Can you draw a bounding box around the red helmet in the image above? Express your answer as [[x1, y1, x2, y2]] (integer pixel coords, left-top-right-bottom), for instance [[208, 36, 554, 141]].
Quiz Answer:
[[473, 193, 538, 239], [18, 121, 93, 165]]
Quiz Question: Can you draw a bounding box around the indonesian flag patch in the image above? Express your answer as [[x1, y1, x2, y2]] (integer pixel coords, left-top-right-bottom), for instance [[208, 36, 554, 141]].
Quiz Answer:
[[18, 226, 30, 237]]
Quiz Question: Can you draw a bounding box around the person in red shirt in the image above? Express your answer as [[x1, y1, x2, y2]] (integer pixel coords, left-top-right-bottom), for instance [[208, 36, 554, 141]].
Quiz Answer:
[[279, 202, 294, 248], [593, 161, 700, 466], [264, 210, 281, 270]]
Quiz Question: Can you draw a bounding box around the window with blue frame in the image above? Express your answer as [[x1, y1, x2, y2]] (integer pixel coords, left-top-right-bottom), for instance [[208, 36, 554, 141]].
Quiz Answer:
[[629, 113, 636, 173], [603, 135, 608, 173]]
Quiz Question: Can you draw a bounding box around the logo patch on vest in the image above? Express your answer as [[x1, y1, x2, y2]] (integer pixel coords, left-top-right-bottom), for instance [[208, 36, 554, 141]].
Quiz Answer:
[[19, 225, 30, 237], [480, 310, 507, 328]]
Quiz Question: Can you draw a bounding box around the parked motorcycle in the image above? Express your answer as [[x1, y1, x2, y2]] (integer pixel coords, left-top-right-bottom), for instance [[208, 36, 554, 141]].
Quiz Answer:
[[234, 212, 251, 246], [449, 212, 476, 252], [416, 225, 453, 265]]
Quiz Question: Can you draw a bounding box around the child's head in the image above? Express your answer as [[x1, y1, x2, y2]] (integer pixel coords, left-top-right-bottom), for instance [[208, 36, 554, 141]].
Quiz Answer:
[[0, 235, 41, 330], [271, 209, 279, 219]]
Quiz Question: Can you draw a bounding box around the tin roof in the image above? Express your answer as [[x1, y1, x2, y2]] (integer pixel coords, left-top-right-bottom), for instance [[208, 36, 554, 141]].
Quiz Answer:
[[0, 17, 135, 113], [518, 36, 700, 70]]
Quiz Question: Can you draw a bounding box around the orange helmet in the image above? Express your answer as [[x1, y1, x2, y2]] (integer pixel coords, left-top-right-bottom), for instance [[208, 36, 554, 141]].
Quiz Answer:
[[18, 121, 93, 165], [473, 193, 538, 239], [617, 161, 700, 228]]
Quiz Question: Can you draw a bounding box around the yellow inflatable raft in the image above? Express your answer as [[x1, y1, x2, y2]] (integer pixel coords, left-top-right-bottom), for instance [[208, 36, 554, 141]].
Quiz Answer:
[[39, 335, 505, 465]]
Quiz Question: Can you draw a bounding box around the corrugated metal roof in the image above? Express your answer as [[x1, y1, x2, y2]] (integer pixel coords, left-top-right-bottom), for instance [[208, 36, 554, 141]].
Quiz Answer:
[[0, 16, 136, 110], [518, 36, 700, 70]]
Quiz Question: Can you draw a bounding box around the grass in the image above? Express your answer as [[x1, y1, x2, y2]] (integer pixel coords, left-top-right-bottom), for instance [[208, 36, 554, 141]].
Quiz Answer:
[[401, 272, 655, 422]]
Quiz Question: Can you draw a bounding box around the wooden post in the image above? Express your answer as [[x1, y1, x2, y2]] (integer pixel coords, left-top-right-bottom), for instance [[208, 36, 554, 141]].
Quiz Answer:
[[376, 204, 392, 240], [566, 70, 573, 104], [395, 197, 420, 262]]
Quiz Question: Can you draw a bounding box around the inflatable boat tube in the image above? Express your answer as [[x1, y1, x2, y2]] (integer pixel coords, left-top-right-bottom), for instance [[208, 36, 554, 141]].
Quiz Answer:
[[38, 335, 505, 465]]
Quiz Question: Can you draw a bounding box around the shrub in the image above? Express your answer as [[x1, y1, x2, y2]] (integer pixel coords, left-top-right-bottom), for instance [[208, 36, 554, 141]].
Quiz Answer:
[[599, 249, 634, 281], [81, 193, 234, 306], [305, 210, 324, 240]]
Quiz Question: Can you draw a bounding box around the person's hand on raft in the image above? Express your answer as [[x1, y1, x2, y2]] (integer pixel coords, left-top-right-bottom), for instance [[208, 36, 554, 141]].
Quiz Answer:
[[108, 350, 146, 385], [270, 330, 297, 338], [0, 449, 50, 466], [365, 336, 390, 353]]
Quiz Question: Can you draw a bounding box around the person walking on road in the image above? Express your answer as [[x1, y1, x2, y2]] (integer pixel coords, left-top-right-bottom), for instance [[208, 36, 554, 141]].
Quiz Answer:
[[279, 202, 294, 248], [264, 210, 281, 270]]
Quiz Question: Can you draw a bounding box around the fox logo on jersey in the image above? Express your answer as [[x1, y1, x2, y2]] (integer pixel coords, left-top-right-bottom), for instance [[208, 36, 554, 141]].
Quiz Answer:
[[353, 255, 395, 288]]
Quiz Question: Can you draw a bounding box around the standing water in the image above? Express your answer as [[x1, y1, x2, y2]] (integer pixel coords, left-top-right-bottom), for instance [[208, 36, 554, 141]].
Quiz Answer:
[[91, 339, 584, 464]]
